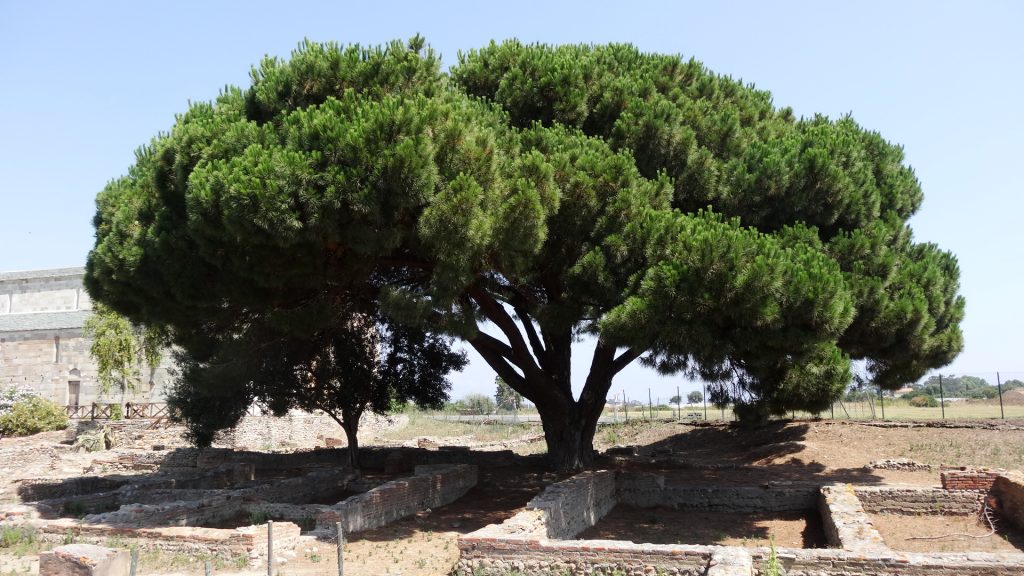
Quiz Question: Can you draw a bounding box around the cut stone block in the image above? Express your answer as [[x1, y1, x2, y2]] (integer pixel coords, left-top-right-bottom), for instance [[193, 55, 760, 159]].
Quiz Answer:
[[39, 544, 130, 576]]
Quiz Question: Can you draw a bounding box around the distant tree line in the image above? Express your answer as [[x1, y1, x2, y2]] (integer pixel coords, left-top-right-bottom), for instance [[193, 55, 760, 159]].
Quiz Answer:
[[843, 374, 1024, 404]]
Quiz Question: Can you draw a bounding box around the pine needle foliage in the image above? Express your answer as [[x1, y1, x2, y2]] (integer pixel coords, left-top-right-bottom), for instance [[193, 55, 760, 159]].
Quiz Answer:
[[86, 38, 964, 469]]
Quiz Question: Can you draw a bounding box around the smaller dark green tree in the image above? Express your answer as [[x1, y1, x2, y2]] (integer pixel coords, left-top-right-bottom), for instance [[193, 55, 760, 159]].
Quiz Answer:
[[495, 377, 523, 411], [687, 391, 703, 405], [461, 394, 497, 415], [83, 303, 163, 405], [167, 313, 465, 468]]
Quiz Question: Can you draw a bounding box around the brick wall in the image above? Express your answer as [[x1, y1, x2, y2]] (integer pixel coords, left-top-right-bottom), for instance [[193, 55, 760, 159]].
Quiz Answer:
[[940, 467, 1003, 491], [456, 538, 711, 576], [991, 471, 1024, 530]]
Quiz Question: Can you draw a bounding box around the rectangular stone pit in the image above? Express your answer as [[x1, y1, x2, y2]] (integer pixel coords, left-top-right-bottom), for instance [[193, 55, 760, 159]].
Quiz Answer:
[[23, 464, 476, 564], [458, 470, 1024, 576]]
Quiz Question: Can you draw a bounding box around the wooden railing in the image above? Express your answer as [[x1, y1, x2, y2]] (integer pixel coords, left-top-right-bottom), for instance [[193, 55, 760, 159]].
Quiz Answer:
[[64, 403, 170, 420]]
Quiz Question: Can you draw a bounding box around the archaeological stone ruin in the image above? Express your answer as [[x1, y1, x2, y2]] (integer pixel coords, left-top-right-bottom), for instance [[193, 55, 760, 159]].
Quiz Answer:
[[457, 467, 1024, 575]]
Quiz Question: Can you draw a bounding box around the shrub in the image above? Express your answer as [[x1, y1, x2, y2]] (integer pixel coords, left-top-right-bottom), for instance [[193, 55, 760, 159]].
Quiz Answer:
[[0, 396, 69, 436], [460, 394, 496, 415], [909, 394, 939, 408]]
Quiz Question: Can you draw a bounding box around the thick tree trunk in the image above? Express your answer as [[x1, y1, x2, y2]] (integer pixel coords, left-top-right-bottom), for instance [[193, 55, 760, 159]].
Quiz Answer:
[[534, 361, 612, 471], [538, 402, 601, 470], [465, 286, 638, 472]]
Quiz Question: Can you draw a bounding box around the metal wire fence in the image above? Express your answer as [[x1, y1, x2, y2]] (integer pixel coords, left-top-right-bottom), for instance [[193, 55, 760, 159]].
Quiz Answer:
[[598, 372, 1024, 423]]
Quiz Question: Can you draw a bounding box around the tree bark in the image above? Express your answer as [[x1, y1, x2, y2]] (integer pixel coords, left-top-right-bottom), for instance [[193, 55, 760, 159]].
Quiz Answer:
[[537, 398, 605, 470], [341, 416, 360, 470], [466, 284, 641, 471]]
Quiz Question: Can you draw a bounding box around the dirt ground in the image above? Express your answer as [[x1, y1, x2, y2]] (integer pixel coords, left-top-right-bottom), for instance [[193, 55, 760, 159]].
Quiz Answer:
[[3, 418, 1024, 575], [870, 512, 1024, 553], [578, 505, 826, 548]]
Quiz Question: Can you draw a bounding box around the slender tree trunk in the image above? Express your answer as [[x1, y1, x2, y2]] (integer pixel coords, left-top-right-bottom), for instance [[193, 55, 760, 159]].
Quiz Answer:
[[341, 417, 360, 470]]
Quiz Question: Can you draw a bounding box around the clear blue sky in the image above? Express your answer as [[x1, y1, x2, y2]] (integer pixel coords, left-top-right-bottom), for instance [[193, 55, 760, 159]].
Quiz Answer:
[[1, 1, 1021, 400]]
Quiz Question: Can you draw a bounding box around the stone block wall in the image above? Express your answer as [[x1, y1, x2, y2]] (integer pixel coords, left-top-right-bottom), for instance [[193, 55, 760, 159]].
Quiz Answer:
[[317, 464, 478, 533], [76, 468, 358, 528], [819, 484, 887, 553], [0, 268, 174, 405], [854, 486, 984, 515], [940, 467, 1002, 491], [37, 518, 302, 560], [0, 329, 96, 403], [39, 544, 129, 576], [618, 472, 818, 512], [527, 471, 616, 540], [991, 471, 1024, 530], [458, 474, 1024, 575]]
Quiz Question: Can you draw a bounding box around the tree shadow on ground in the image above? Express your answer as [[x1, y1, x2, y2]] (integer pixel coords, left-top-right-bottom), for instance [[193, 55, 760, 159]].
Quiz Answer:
[[604, 421, 886, 486], [576, 504, 829, 548]]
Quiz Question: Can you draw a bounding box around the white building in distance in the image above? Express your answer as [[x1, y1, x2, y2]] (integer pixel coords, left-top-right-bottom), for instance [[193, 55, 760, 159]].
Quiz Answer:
[[0, 267, 172, 407]]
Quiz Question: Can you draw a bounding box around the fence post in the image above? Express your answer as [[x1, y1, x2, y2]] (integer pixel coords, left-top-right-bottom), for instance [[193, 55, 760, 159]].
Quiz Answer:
[[939, 375, 945, 420], [648, 389, 653, 421], [336, 521, 344, 576], [998, 372, 1005, 420], [878, 386, 885, 420], [267, 520, 274, 576], [623, 391, 628, 423], [676, 385, 681, 420], [205, 560, 212, 576], [129, 548, 139, 576]]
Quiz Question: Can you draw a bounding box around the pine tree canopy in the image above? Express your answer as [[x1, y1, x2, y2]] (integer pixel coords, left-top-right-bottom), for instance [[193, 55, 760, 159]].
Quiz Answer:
[[86, 38, 964, 469]]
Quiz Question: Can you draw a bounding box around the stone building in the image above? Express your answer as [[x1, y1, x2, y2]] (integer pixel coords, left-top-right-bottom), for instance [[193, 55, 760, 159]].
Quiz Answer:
[[0, 267, 172, 407]]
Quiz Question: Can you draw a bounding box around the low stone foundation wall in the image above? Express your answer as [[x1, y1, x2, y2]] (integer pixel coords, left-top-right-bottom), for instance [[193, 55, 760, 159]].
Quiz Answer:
[[854, 485, 984, 515], [618, 472, 818, 512], [316, 464, 478, 533], [20, 464, 476, 564], [459, 471, 1024, 575], [757, 548, 1024, 576], [75, 468, 357, 528], [528, 471, 616, 540], [457, 538, 711, 576], [189, 445, 527, 474], [36, 518, 302, 559], [819, 484, 887, 553]]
